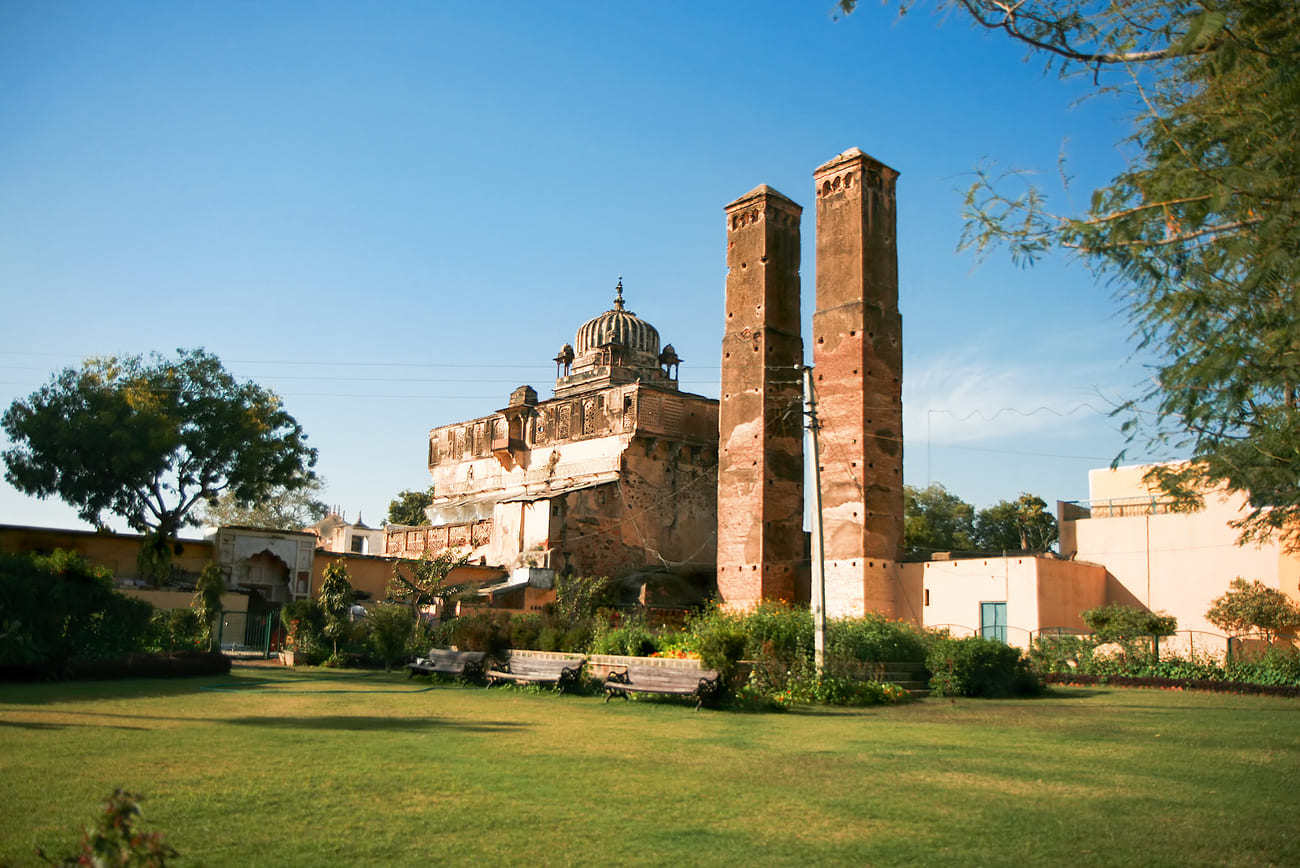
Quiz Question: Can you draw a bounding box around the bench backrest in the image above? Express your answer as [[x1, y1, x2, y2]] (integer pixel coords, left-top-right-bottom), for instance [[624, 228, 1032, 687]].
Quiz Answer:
[[505, 655, 584, 676], [624, 666, 720, 686], [425, 649, 486, 664]]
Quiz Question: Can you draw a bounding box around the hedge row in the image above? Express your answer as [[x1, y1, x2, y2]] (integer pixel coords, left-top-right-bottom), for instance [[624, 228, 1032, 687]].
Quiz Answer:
[[1044, 672, 1300, 698]]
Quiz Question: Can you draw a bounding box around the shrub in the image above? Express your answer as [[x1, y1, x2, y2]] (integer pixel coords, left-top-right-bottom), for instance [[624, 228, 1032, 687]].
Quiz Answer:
[[737, 601, 812, 662], [450, 611, 510, 655], [0, 550, 156, 672], [192, 561, 224, 651], [553, 574, 617, 626], [280, 598, 327, 664], [927, 635, 1041, 698], [591, 615, 659, 657], [37, 789, 177, 867], [365, 604, 415, 672], [696, 623, 747, 682], [826, 612, 927, 664], [508, 612, 544, 650], [1225, 646, 1300, 686], [1029, 632, 1095, 674], [146, 608, 205, 653], [559, 625, 593, 653], [734, 657, 912, 709]]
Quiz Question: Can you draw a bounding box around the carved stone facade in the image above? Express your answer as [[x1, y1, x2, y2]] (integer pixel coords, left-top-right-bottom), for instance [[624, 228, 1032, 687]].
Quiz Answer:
[[213, 527, 317, 603], [388, 284, 718, 600], [811, 148, 904, 617], [392, 147, 904, 616], [717, 186, 807, 608]]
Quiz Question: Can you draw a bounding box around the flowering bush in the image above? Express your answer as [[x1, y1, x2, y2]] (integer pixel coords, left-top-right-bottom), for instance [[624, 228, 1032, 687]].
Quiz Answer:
[[37, 789, 177, 867]]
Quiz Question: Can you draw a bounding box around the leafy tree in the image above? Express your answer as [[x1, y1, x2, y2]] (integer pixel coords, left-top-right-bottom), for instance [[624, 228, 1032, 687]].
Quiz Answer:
[[198, 476, 329, 531], [388, 548, 474, 617], [2, 349, 317, 582], [973, 493, 1059, 553], [318, 560, 355, 657], [903, 483, 975, 558], [1206, 578, 1300, 642], [838, 1, 1300, 548], [386, 486, 434, 526], [1081, 603, 1177, 640], [191, 562, 225, 651]]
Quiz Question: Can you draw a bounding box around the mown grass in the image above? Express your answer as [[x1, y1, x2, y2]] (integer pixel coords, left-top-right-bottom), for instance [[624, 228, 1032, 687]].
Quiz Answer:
[[1, 667, 1297, 867]]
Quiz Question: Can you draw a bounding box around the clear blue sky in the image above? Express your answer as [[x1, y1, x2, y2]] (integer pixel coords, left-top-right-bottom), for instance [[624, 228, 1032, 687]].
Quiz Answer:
[[0, 1, 1161, 532]]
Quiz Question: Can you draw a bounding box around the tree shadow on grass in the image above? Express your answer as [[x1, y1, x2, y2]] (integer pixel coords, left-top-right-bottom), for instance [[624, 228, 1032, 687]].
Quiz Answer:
[[0, 677, 233, 706], [221, 715, 528, 733], [1035, 687, 1111, 700], [0, 707, 528, 734], [0, 717, 151, 732]]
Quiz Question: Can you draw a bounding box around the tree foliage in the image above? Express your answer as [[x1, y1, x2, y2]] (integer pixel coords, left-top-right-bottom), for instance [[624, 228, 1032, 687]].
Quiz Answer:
[[365, 604, 416, 672], [1081, 603, 1177, 639], [840, 1, 1300, 548], [903, 483, 975, 558], [1205, 578, 1300, 642], [973, 493, 1060, 553], [388, 548, 474, 613], [386, 487, 434, 526], [2, 349, 318, 578], [318, 560, 355, 656], [198, 476, 329, 531], [191, 562, 225, 652]]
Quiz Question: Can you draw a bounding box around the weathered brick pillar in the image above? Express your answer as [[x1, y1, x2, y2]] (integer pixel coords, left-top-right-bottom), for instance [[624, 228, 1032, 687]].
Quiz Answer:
[[811, 149, 904, 617], [717, 186, 806, 609]]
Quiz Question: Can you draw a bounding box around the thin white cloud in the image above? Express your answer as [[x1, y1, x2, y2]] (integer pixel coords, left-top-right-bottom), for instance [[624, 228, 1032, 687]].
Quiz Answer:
[[904, 343, 1126, 446]]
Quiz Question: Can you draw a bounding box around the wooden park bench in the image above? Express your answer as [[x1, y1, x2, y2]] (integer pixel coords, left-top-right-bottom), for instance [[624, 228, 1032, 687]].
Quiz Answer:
[[485, 653, 586, 693], [602, 664, 722, 710], [407, 649, 487, 680]]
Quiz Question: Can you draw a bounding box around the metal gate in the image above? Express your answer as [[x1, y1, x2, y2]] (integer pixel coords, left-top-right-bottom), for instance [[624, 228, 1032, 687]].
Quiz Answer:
[[215, 610, 278, 658]]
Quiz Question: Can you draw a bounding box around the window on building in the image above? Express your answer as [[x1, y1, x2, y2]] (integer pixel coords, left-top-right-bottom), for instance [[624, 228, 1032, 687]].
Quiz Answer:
[[350, 535, 365, 554], [980, 601, 1007, 643]]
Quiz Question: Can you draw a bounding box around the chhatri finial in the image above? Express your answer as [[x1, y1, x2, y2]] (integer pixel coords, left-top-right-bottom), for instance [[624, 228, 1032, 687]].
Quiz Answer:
[[613, 278, 625, 311]]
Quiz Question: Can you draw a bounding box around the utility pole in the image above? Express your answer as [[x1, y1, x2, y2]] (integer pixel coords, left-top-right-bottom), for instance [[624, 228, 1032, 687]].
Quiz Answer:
[[802, 365, 826, 674]]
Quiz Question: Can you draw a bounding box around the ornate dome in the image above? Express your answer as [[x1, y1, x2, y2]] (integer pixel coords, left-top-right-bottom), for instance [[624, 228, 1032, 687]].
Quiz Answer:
[[573, 280, 660, 357]]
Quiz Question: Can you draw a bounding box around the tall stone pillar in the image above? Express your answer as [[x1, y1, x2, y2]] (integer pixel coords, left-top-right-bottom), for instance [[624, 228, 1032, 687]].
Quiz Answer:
[[717, 186, 806, 609], [811, 148, 904, 618]]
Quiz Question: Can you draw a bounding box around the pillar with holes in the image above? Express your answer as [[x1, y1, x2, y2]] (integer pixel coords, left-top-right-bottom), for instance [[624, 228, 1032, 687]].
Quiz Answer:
[[811, 149, 905, 618], [717, 185, 808, 609]]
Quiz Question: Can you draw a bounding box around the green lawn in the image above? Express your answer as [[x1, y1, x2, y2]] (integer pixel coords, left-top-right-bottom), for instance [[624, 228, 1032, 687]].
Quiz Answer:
[[1, 667, 1296, 867]]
